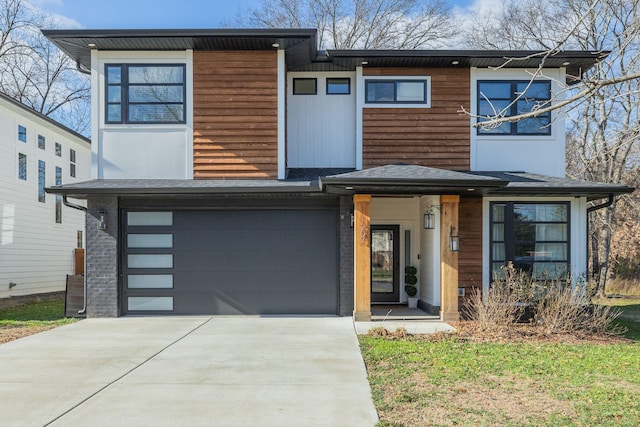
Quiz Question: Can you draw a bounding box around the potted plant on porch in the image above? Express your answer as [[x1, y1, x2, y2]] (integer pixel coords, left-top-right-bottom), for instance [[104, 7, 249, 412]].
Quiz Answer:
[[404, 266, 419, 308]]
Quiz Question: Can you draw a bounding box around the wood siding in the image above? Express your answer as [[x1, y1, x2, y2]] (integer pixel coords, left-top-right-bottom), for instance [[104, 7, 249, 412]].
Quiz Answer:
[[193, 51, 278, 179], [363, 68, 470, 170], [458, 197, 483, 310]]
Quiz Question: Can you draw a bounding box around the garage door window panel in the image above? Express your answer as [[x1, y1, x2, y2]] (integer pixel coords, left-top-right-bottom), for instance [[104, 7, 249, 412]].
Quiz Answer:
[[128, 296, 173, 311], [127, 233, 173, 248], [127, 274, 174, 289]]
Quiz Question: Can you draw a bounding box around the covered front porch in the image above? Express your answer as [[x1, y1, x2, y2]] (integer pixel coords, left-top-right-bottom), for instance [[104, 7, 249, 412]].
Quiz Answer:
[[321, 165, 508, 322]]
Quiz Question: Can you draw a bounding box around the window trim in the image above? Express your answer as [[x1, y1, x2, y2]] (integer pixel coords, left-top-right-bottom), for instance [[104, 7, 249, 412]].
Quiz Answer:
[[292, 78, 317, 95], [326, 78, 351, 95], [490, 201, 570, 281], [477, 80, 552, 136], [364, 78, 430, 106], [105, 63, 187, 125]]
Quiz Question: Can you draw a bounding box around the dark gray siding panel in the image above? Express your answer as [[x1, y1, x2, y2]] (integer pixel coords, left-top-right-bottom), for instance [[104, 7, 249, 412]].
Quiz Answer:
[[124, 208, 338, 315]]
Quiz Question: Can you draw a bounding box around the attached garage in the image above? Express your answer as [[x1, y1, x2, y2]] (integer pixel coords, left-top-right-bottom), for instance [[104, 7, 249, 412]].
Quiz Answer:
[[123, 205, 339, 315]]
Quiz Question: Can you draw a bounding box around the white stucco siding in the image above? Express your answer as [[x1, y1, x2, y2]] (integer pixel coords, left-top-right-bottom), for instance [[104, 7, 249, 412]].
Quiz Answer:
[[92, 51, 193, 179], [287, 72, 356, 168], [470, 68, 566, 177], [0, 98, 91, 298]]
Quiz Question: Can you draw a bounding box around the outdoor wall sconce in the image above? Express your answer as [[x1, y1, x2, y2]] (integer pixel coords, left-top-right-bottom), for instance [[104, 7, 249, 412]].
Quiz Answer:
[[423, 209, 435, 229], [450, 226, 460, 252], [98, 210, 107, 230]]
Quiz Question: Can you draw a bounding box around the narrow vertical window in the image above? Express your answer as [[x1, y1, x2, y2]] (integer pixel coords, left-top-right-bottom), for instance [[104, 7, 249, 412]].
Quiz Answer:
[[38, 134, 46, 150], [70, 148, 76, 178], [55, 142, 62, 157], [18, 125, 27, 142], [18, 153, 27, 180], [38, 160, 46, 203], [55, 166, 62, 223]]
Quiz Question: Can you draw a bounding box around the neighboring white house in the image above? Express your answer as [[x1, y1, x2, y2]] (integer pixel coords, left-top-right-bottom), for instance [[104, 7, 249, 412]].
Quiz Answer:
[[0, 92, 90, 299]]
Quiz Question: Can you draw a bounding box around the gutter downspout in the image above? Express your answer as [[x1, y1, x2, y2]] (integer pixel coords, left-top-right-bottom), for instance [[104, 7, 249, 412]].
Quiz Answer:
[[63, 196, 88, 315], [586, 193, 615, 283]]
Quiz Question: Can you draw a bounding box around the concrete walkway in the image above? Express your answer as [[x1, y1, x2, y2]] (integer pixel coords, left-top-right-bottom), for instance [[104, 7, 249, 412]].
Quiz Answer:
[[0, 317, 378, 427]]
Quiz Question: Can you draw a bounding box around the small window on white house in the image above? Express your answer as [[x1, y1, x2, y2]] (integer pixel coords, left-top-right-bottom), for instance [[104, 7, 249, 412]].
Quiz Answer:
[[55, 142, 62, 157], [38, 134, 46, 150], [69, 148, 76, 178], [55, 166, 62, 223], [365, 79, 429, 105], [18, 153, 27, 180], [326, 78, 350, 95], [293, 78, 317, 95], [38, 160, 45, 203], [18, 125, 27, 143]]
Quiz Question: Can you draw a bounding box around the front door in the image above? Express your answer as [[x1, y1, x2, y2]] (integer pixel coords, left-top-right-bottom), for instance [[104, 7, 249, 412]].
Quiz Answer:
[[371, 225, 400, 303]]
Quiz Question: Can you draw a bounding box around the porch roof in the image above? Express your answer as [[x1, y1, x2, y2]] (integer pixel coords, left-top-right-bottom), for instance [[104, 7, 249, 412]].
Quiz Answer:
[[472, 171, 636, 200], [320, 165, 508, 196]]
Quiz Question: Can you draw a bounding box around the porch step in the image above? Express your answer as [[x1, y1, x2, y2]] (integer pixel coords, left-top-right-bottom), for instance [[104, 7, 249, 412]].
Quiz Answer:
[[65, 275, 86, 318]]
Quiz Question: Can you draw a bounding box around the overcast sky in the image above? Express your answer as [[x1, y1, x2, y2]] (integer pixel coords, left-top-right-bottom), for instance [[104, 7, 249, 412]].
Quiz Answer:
[[34, 0, 481, 29]]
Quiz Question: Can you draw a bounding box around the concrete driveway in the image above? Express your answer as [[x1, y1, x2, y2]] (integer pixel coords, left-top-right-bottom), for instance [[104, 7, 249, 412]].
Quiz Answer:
[[0, 317, 378, 426]]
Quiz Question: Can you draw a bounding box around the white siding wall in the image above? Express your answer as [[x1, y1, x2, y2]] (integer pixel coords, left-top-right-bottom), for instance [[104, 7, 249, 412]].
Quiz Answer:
[[287, 72, 356, 168], [470, 68, 566, 177], [92, 51, 193, 179], [0, 99, 91, 298]]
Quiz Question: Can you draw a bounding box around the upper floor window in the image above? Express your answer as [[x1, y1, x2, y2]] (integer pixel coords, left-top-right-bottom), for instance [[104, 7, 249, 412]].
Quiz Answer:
[[69, 148, 76, 178], [326, 78, 350, 95], [38, 160, 46, 203], [293, 78, 317, 95], [55, 166, 62, 224], [55, 142, 62, 157], [365, 79, 429, 105], [18, 125, 27, 142], [38, 134, 46, 150], [477, 80, 551, 135], [18, 153, 27, 181], [106, 64, 186, 124]]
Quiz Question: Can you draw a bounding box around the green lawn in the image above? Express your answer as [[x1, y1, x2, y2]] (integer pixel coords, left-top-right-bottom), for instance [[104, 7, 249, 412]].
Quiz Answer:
[[360, 301, 640, 427], [0, 299, 76, 339]]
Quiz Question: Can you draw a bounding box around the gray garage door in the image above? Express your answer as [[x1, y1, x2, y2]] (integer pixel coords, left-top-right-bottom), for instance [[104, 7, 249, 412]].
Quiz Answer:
[[123, 209, 338, 315]]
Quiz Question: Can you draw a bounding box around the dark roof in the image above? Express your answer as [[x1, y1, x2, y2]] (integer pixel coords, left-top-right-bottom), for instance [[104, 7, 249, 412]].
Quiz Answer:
[[320, 165, 508, 196], [470, 171, 636, 200], [42, 28, 606, 78], [41, 28, 318, 70], [46, 179, 321, 198], [0, 92, 90, 143], [327, 50, 607, 79]]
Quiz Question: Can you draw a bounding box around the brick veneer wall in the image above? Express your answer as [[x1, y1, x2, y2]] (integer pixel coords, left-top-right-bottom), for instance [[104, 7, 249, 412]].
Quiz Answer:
[[339, 196, 354, 316], [86, 196, 119, 317]]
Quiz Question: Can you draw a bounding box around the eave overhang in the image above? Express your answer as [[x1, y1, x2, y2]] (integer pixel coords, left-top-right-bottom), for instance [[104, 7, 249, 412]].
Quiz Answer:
[[45, 179, 322, 199]]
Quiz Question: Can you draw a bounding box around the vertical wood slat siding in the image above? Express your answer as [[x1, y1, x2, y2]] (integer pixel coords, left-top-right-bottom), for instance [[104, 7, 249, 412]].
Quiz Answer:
[[362, 68, 470, 170], [458, 197, 483, 309], [193, 51, 278, 179]]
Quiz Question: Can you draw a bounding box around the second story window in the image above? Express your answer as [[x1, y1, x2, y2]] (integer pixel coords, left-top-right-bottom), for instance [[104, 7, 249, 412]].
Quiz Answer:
[[293, 78, 317, 95], [477, 80, 551, 135], [365, 79, 429, 105], [70, 148, 76, 178], [18, 153, 27, 181], [106, 64, 186, 124], [18, 125, 27, 142], [38, 134, 46, 150], [38, 160, 46, 203], [55, 142, 62, 156]]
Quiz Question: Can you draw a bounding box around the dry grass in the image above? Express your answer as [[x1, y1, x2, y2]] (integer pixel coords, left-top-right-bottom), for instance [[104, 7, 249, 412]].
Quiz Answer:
[[606, 278, 640, 296]]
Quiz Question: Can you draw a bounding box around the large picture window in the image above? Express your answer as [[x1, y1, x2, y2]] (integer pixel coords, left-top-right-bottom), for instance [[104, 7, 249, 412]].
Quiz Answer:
[[477, 80, 551, 135], [490, 202, 569, 280], [106, 64, 186, 124]]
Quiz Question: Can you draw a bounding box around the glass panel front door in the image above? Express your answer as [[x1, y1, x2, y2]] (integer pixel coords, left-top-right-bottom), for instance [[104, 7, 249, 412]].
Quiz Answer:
[[371, 225, 400, 303]]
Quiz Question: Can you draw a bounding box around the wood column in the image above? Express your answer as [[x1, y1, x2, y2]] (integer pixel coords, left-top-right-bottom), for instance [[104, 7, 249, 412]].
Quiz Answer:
[[353, 194, 372, 321], [440, 195, 460, 322]]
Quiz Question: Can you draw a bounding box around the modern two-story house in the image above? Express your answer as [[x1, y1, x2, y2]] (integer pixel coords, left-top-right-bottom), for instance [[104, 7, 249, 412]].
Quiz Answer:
[[0, 92, 90, 302], [43, 28, 633, 320]]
